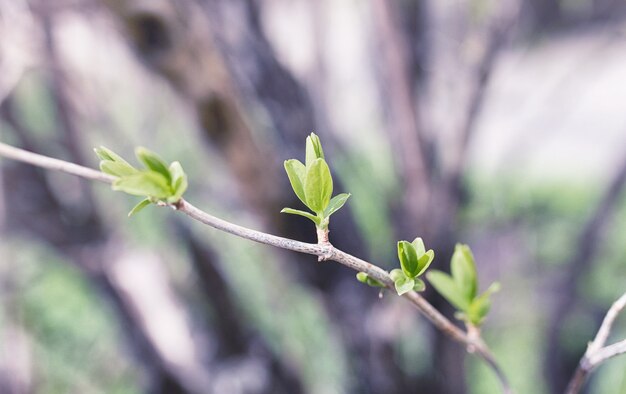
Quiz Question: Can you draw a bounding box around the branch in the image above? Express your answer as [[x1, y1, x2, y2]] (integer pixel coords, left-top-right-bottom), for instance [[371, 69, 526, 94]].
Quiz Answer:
[[0, 141, 511, 393], [0, 142, 115, 184], [546, 152, 626, 391], [565, 292, 626, 394]]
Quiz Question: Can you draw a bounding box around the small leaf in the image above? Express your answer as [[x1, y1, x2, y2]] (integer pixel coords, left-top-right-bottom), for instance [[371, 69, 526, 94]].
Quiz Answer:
[[427, 270, 470, 311], [394, 274, 415, 296], [100, 161, 137, 177], [94, 146, 131, 165], [324, 193, 351, 217], [413, 278, 426, 292], [398, 241, 419, 278], [280, 208, 321, 225], [451, 244, 477, 302], [356, 272, 369, 283], [304, 158, 333, 213], [305, 133, 324, 167], [389, 268, 404, 282], [135, 147, 171, 183], [128, 198, 151, 217], [356, 272, 384, 288], [412, 237, 426, 257], [169, 161, 188, 201], [94, 146, 114, 161], [416, 250, 435, 276], [467, 282, 500, 325], [113, 171, 171, 199], [169, 161, 185, 184], [467, 295, 492, 326], [284, 159, 307, 205]]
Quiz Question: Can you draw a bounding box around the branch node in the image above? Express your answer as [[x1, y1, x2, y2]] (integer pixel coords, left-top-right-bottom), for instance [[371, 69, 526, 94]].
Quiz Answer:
[[317, 243, 333, 262]]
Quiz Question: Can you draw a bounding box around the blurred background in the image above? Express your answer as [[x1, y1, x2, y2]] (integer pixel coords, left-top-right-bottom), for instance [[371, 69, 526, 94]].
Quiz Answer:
[[1, 0, 626, 393]]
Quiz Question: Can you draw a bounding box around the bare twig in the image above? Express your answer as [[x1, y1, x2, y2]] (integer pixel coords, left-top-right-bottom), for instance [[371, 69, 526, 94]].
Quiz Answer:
[[546, 153, 626, 391], [0, 141, 511, 393], [565, 292, 626, 394], [0, 142, 115, 184]]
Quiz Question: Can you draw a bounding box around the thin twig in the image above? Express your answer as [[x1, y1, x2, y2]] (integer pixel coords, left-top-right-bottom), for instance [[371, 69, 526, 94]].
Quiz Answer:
[[0, 141, 511, 393], [565, 292, 626, 394], [0, 142, 115, 184], [547, 154, 626, 391]]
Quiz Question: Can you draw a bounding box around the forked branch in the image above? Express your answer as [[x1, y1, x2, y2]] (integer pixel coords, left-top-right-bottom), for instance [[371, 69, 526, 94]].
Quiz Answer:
[[0, 141, 511, 393], [566, 292, 626, 393]]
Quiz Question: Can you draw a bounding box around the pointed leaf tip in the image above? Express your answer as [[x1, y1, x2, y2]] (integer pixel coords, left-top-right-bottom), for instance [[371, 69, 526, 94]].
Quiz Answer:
[[324, 193, 350, 217], [412, 237, 426, 256], [305, 133, 324, 166], [128, 198, 151, 217], [280, 207, 321, 225]]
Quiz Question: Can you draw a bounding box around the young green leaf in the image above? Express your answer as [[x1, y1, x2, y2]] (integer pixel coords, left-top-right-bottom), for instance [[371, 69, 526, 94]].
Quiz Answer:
[[483, 282, 501, 297], [389, 268, 404, 282], [467, 294, 492, 325], [128, 198, 151, 217], [169, 161, 185, 184], [280, 208, 321, 225], [305, 133, 324, 166], [284, 159, 307, 205], [94, 146, 114, 161], [100, 160, 137, 177], [304, 158, 333, 213], [112, 171, 171, 199], [413, 278, 426, 292], [451, 244, 477, 302], [398, 241, 419, 278], [356, 272, 385, 288], [168, 161, 188, 201], [323, 193, 351, 217], [412, 237, 426, 256], [426, 270, 470, 311], [94, 146, 131, 165], [416, 250, 435, 276], [394, 274, 415, 296], [135, 147, 171, 183]]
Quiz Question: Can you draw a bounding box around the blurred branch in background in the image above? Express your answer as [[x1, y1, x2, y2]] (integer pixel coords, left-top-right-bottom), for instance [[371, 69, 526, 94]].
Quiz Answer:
[[0, 0, 35, 106], [545, 151, 626, 392], [566, 291, 626, 393]]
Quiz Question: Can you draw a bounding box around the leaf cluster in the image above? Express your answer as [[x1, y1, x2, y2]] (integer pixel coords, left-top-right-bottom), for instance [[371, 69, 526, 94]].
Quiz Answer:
[[94, 146, 188, 216], [390, 238, 434, 295], [282, 133, 350, 229], [427, 244, 499, 326], [357, 238, 434, 295]]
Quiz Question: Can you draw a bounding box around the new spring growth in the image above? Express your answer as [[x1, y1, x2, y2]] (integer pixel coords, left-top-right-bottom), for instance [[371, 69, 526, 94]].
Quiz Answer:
[[357, 237, 435, 295], [427, 244, 500, 326], [281, 133, 350, 234], [94, 146, 188, 216]]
